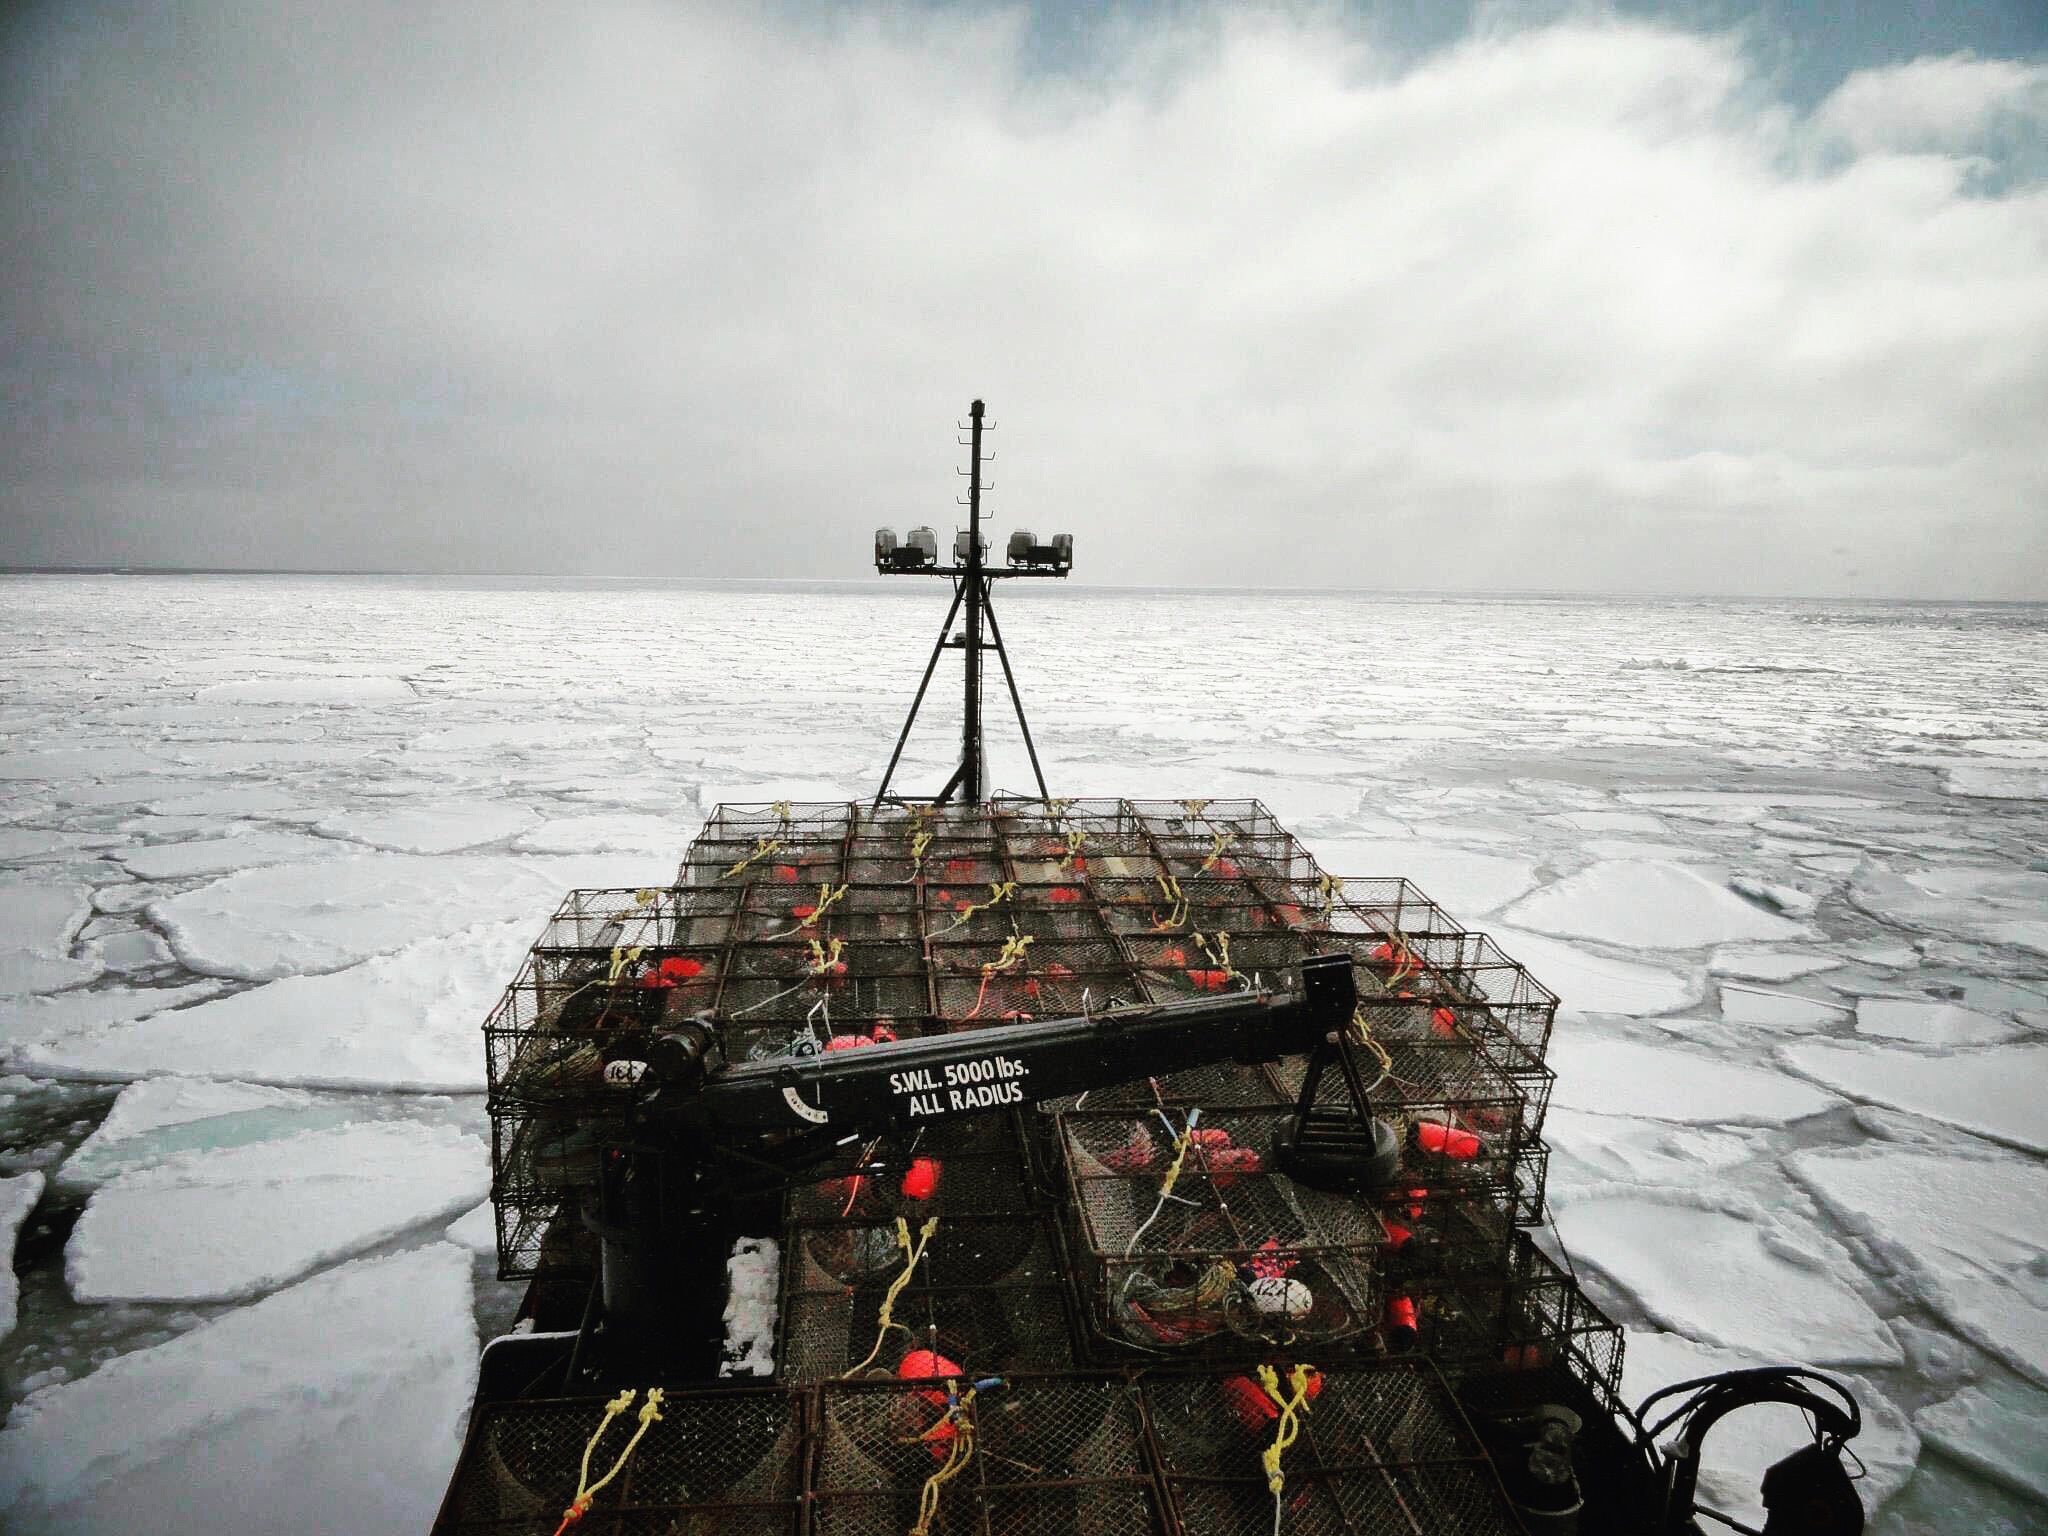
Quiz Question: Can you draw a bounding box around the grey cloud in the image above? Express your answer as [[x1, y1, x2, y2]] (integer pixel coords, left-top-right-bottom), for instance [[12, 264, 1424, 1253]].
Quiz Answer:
[[3, 2, 2045, 596]]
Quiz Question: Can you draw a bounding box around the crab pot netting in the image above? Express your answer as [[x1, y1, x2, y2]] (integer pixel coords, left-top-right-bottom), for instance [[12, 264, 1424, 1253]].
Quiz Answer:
[[1146, 1361, 1527, 1536], [1442, 1231, 1627, 1417], [812, 1375, 1163, 1536], [434, 1387, 806, 1535], [479, 799, 1568, 1302], [779, 1216, 1078, 1382], [1058, 1110, 1386, 1355]]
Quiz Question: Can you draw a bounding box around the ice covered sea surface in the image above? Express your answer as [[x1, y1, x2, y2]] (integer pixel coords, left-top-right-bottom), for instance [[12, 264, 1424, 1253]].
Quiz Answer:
[[1, 573, 2045, 1533]]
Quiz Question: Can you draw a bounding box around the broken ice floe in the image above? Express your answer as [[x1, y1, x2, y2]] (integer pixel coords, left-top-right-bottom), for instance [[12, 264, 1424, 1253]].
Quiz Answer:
[[1789, 1146, 2048, 1387], [0, 1170, 44, 1341], [1715, 984, 1848, 1031], [1709, 947, 1842, 982], [1485, 927, 1702, 1017], [56, 1075, 334, 1186], [147, 851, 656, 979], [15, 919, 528, 1090], [0, 1242, 477, 1535], [1778, 1040, 2048, 1154], [1305, 835, 1537, 914], [0, 883, 100, 996], [312, 801, 539, 854], [1912, 1383, 2048, 1508], [65, 1121, 488, 1302], [1505, 860, 1810, 949], [1853, 997, 2023, 1046], [1546, 1034, 1837, 1125]]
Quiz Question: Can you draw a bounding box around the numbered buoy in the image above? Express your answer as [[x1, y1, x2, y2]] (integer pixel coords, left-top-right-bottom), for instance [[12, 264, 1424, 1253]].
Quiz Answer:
[[1247, 1275, 1314, 1319]]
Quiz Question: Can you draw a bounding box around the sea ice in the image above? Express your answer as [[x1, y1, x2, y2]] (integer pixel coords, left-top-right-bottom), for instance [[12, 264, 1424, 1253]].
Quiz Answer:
[[1556, 810, 1667, 833], [0, 979, 223, 1051], [1709, 948, 1842, 982], [1849, 863, 2048, 956], [1778, 1040, 2048, 1153], [1716, 985, 1848, 1031], [16, 919, 529, 1090], [1788, 1146, 2048, 1386], [1304, 836, 1537, 914], [1913, 1384, 2048, 1507], [444, 1199, 498, 1254], [1542, 1109, 1760, 1187], [313, 801, 539, 854], [1505, 861, 1809, 949], [0, 1170, 43, 1341], [1546, 1034, 1837, 1125], [1484, 927, 1702, 1017], [192, 676, 416, 704], [1554, 1195, 1899, 1365], [1621, 1330, 1918, 1526], [1944, 764, 2048, 800], [57, 1076, 328, 1185], [0, 1243, 477, 1535], [515, 812, 704, 854], [66, 1121, 488, 1302], [142, 785, 308, 817], [1726, 875, 1819, 917], [119, 831, 344, 881], [149, 850, 657, 979], [0, 882, 99, 995], [1854, 998, 2023, 1045]]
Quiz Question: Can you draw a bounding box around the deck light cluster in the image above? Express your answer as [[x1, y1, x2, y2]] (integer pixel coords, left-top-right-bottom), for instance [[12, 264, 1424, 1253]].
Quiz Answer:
[[872, 526, 1072, 574]]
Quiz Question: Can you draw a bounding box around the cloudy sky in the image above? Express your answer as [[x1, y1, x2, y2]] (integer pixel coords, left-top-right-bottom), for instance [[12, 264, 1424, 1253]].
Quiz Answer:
[[3, 0, 2045, 597]]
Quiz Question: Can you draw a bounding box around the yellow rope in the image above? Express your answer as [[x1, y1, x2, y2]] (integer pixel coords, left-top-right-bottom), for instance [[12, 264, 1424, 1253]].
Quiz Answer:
[[909, 829, 933, 874], [770, 800, 793, 824], [1315, 873, 1343, 923], [842, 1217, 939, 1376], [724, 836, 784, 879], [799, 881, 849, 929], [553, 1387, 665, 1533], [937, 880, 1016, 934], [807, 938, 846, 975], [605, 944, 643, 985], [1256, 1364, 1315, 1504], [1198, 830, 1236, 874], [908, 1384, 978, 1536], [1149, 874, 1189, 932], [1191, 929, 1247, 988], [1057, 827, 1087, 871], [1179, 798, 1210, 817]]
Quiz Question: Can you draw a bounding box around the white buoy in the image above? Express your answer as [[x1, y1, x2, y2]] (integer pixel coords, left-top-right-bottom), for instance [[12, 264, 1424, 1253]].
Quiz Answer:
[[1248, 1275, 1313, 1319]]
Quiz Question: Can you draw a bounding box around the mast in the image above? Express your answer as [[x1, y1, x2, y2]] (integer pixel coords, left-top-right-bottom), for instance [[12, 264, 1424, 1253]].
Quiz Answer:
[[960, 399, 986, 802], [871, 399, 1070, 806]]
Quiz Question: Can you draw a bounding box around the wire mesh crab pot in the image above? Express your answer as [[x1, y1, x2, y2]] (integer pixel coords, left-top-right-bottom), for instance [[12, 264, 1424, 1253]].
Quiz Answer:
[[789, 1115, 1038, 1226], [1437, 1231, 1628, 1419], [1058, 1110, 1384, 1357], [811, 1373, 1164, 1536], [1263, 1042, 1547, 1205], [929, 938, 1146, 1026], [779, 1216, 1078, 1382], [433, 1385, 806, 1534], [1145, 1360, 1527, 1536]]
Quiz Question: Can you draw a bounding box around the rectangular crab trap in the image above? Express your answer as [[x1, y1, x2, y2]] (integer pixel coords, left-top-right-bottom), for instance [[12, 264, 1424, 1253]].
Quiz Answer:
[[779, 1214, 1078, 1383], [1438, 1231, 1628, 1420], [811, 1373, 1166, 1536], [1056, 1109, 1385, 1358], [433, 1384, 807, 1534], [1145, 1360, 1527, 1536]]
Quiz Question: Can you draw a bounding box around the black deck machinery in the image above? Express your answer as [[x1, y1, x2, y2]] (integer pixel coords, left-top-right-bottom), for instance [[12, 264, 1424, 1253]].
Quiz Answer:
[[436, 404, 1869, 1536]]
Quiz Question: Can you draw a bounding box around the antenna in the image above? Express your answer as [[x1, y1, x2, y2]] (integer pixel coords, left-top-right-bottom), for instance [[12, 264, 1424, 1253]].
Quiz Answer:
[[871, 399, 1072, 806]]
